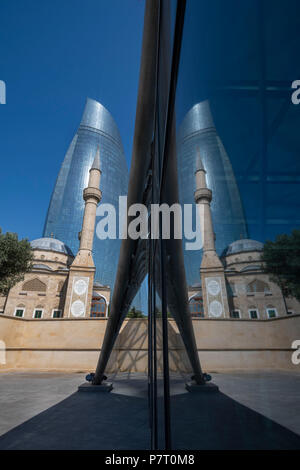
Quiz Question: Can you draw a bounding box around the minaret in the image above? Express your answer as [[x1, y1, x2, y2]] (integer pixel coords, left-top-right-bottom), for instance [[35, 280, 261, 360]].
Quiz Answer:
[[73, 147, 102, 267], [64, 147, 102, 318], [194, 149, 230, 318]]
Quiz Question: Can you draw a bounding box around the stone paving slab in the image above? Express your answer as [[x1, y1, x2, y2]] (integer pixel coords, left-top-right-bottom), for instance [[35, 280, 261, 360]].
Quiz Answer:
[[0, 370, 299, 449]]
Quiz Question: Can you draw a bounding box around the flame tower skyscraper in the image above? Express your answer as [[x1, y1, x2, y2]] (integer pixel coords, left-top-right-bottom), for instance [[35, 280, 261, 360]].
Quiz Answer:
[[43, 98, 128, 288], [177, 101, 248, 286]]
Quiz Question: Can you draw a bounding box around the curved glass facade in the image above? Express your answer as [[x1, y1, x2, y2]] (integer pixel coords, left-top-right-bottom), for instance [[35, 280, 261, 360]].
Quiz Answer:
[[43, 98, 128, 288], [177, 100, 248, 286]]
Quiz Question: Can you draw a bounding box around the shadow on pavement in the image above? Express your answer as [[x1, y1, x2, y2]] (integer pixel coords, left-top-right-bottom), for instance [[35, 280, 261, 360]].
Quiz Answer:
[[0, 384, 300, 450]]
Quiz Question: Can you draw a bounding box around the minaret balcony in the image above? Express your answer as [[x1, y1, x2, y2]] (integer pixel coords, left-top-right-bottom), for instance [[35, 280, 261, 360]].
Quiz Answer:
[[83, 187, 102, 203], [194, 188, 212, 203]]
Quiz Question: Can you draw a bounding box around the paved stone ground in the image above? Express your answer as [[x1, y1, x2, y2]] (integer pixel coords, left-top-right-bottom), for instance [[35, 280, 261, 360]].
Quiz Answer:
[[0, 370, 299, 449]]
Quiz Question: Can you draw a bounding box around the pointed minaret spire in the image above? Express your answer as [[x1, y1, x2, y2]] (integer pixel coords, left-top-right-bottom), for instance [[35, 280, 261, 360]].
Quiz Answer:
[[87, 146, 102, 190], [195, 147, 205, 172], [194, 153, 216, 254], [195, 149, 208, 196], [91, 145, 101, 171]]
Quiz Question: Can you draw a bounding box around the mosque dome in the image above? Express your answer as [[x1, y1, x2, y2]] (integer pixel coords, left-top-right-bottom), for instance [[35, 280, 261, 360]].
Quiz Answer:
[[30, 237, 74, 256], [225, 239, 264, 256]]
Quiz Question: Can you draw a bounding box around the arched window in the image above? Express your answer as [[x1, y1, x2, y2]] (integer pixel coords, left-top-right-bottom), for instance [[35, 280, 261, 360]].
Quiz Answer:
[[14, 304, 25, 318], [189, 297, 204, 318], [33, 307, 44, 319], [22, 278, 46, 292], [91, 296, 106, 318], [246, 280, 270, 294], [266, 305, 277, 319]]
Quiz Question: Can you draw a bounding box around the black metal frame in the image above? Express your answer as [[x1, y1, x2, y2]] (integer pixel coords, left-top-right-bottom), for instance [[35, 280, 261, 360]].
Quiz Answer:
[[93, 0, 204, 450]]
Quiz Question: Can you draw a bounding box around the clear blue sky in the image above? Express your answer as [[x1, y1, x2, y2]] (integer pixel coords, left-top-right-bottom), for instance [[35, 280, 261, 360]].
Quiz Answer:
[[0, 0, 145, 241]]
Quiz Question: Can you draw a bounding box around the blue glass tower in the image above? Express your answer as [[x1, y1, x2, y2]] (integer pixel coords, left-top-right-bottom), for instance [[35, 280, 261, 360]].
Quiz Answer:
[[177, 101, 248, 286], [43, 98, 128, 288]]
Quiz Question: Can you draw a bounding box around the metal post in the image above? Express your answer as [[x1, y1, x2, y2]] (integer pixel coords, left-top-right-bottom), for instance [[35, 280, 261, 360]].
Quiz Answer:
[[160, 222, 171, 449], [258, 0, 267, 241], [148, 235, 153, 438]]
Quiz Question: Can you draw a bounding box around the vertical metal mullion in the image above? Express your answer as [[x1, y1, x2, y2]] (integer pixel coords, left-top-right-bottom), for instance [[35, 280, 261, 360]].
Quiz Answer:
[[150, 0, 186, 451], [152, 238, 158, 450], [258, 0, 267, 241], [156, 0, 187, 451], [148, 216, 153, 447], [152, 146, 158, 451], [160, 221, 171, 450], [150, 0, 161, 450]]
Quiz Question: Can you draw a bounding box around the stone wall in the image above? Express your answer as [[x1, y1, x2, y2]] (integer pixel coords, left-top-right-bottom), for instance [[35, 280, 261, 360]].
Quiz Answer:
[[3, 272, 68, 319], [0, 314, 299, 372]]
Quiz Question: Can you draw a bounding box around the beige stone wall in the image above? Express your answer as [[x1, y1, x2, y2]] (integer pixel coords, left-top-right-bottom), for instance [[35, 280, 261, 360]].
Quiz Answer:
[[226, 273, 300, 319], [1, 248, 112, 320], [1, 315, 300, 372], [225, 250, 262, 268], [0, 295, 6, 312], [228, 274, 289, 319], [285, 297, 300, 315], [224, 250, 300, 319], [4, 271, 68, 319], [2, 248, 72, 319], [33, 249, 73, 270], [187, 249, 300, 320]]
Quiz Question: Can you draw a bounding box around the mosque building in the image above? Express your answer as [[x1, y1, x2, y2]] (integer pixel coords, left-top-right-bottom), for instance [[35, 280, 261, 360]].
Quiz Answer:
[[0, 148, 110, 320], [188, 153, 300, 320], [0, 147, 299, 322]]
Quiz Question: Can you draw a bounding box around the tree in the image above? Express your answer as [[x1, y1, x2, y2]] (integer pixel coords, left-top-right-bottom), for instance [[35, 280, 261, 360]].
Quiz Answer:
[[262, 230, 300, 301], [154, 307, 173, 318], [127, 307, 145, 318], [0, 228, 33, 296]]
